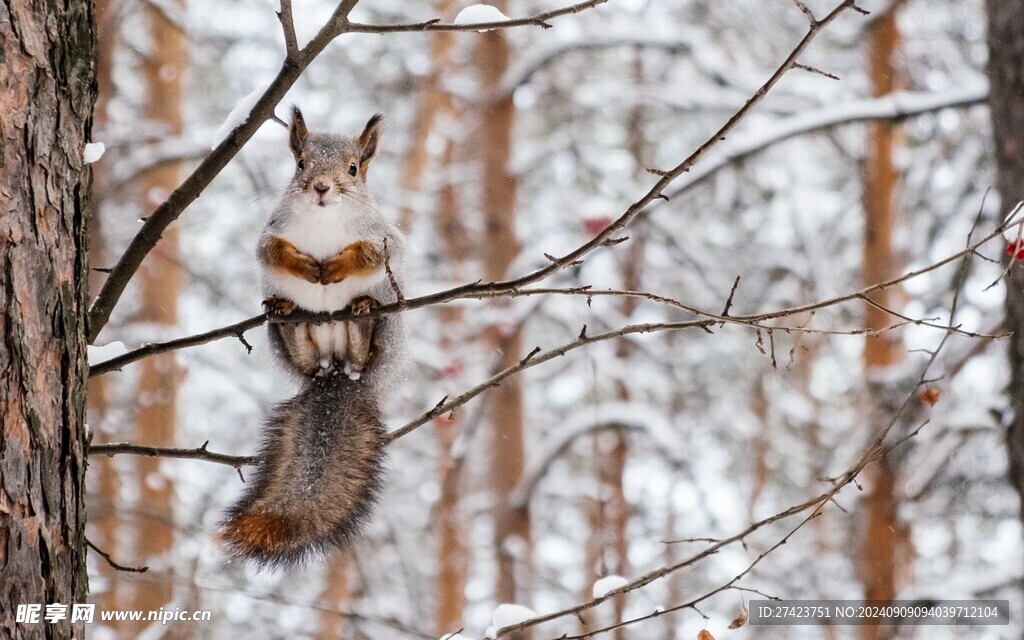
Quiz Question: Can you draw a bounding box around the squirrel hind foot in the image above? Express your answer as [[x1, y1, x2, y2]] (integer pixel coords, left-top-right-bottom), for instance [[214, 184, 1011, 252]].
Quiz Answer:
[[263, 296, 297, 316]]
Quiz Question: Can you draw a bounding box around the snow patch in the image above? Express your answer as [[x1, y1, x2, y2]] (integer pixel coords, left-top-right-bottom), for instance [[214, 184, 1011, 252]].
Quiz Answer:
[[592, 575, 629, 598], [83, 142, 106, 164], [453, 4, 510, 31], [440, 634, 475, 640], [88, 341, 127, 365], [211, 84, 267, 149], [490, 603, 536, 633]]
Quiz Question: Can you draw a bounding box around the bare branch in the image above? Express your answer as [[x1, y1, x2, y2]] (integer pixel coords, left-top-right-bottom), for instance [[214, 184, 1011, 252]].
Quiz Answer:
[[793, 61, 840, 79], [89, 314, 266, 377], [86, 538, 148, 573], [791, 0, 817, 22], [383, 238, 404, 303], [88, 441, 256, 468], [278, 0, 299, 57]]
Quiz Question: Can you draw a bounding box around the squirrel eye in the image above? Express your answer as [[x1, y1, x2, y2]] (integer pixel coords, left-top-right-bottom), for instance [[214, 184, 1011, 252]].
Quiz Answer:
[[348, 163, 357, 177], [297, 158, 305, 171]]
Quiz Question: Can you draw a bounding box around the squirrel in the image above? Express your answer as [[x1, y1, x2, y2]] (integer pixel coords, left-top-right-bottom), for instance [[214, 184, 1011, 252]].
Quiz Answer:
[[220, 106, 406, 568]]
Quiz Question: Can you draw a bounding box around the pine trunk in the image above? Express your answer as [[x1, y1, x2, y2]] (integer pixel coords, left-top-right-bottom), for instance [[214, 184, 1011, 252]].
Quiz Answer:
[[435, 138, 469, 633], [986, 3, 1024, 625], [0, 1, 96, 639], [858, 10, 909, 640], [476, 9, 532, 620]]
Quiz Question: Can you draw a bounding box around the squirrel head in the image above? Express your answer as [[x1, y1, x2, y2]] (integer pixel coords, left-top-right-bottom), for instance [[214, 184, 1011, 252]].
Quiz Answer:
[[287, 105, 384, 208]]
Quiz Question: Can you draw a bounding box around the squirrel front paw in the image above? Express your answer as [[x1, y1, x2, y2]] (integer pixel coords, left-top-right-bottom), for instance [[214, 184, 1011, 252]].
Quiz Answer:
[[297, 254, 321, 284], [319, 255, 348, 285], [350, 296, 379, 316], [263, 297, 297, 316]]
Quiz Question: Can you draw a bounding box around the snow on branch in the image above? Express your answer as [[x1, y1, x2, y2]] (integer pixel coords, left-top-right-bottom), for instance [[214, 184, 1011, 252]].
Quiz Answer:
[[346, 0, 607, 34]]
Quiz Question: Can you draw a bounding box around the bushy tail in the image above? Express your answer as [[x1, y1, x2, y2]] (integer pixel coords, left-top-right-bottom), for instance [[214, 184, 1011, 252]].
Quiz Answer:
[[220, 375, 385, 568]]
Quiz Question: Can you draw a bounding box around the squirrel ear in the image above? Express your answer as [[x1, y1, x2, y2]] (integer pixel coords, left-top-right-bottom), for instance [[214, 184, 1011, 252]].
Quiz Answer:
[[289, 105, 308, 160], [357, 113, 384, 175]]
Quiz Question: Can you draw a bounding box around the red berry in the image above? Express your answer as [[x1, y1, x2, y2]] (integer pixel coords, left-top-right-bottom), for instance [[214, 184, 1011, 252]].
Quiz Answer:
[[1007, 241, 1024, 260], [442, 358, 464, 379], [583, 216, 612, 237]]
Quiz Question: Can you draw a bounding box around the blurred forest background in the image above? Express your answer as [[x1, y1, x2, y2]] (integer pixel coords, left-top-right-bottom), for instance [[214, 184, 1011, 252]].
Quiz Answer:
[[81, 0, 1021, 638]]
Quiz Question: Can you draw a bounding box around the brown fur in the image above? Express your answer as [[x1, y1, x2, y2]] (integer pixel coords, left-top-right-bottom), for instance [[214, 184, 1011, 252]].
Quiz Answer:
[[220, 376, 386, 567], [260, 235, 321, 283], [275, 322, 322, 376], [320, 240, 384, 284], [344, 295, 379, 374], [219, 512, 301, 556]]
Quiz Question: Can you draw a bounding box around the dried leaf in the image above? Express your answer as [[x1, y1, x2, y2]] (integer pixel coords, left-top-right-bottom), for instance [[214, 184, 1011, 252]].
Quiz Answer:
[[728, 606, 749, 629], [919, 387, 940, 406], [698, 630, 716, 640]]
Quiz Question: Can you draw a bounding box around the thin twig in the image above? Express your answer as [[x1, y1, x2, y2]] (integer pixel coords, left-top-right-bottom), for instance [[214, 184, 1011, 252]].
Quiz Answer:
[[277, 0, 299, 57], [86, 538, 148, 573], [383, 238, 404, 303]]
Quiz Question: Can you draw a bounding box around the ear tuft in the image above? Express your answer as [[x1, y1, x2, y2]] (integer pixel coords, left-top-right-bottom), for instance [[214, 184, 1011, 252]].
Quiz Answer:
[[357, 113, 384, 176], [289, 105, 308, 160]]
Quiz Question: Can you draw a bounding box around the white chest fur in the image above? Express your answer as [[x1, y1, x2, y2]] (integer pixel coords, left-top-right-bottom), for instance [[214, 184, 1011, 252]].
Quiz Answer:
[[261, 201, 386, 313]]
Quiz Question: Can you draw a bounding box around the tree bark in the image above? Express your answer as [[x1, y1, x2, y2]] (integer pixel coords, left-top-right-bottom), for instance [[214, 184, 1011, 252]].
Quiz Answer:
[[986, 1, 1024, 620], [0, 1, 96, 639]]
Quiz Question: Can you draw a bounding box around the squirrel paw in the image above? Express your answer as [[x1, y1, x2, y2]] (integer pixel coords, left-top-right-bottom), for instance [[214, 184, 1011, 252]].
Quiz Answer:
[[350, 295, 379, 316], [263, 297, 297, 316], [298, 256, 322, 284]]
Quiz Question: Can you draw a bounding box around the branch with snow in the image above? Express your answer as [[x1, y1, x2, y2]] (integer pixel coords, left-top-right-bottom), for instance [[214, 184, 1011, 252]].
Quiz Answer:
[[347, 0, 606, 34]]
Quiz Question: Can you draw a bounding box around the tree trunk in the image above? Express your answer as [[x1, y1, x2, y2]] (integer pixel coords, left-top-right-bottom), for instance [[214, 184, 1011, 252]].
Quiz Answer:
[[435, 138, 469, 634], [396, 0, 458, 233], [476, 7, 531, 619], [0, 1, 96, 639], [986, 2, 1024, 625], [858, 10, 910, 640], [316, 551, 353, 640], [123, 1, 186, 632]]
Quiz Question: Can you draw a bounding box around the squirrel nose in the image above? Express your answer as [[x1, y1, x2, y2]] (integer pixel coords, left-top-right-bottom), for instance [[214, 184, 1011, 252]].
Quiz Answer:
[[313, 180, 330, 195]]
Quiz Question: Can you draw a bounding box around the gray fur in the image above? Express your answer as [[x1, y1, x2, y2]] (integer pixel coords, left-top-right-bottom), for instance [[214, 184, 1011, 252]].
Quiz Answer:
[[222, 110, 406, 568]]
